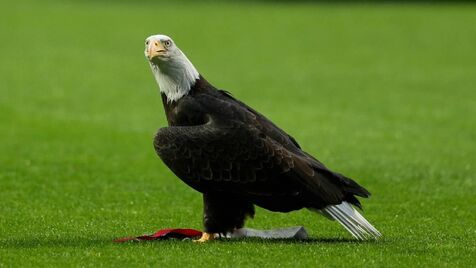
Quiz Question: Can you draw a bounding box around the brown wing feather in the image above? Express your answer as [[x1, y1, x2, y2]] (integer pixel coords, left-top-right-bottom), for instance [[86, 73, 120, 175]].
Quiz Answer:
[[154, 119, 295, 188]]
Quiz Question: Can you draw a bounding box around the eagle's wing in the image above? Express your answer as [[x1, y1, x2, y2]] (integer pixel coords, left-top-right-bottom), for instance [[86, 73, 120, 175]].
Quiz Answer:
[[216, 90, 330, 170], [154, 116, 359, 208], [154, 119, 295, 185]]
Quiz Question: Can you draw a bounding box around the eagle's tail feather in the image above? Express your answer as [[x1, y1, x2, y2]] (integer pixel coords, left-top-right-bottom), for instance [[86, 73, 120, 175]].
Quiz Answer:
[[321, 202, 381, 240]]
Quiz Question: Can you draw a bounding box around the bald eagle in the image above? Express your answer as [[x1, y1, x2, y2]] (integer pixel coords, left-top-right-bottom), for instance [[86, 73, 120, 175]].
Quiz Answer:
[[145, 34, 381, 242]]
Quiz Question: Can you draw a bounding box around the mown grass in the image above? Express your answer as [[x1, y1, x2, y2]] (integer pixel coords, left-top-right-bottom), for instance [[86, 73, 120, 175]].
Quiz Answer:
[[1, 1, 475, 267]]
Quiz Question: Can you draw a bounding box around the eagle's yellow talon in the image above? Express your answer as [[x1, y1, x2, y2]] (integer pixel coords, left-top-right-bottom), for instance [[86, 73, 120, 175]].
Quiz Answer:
[[193, 232, 215, 243]]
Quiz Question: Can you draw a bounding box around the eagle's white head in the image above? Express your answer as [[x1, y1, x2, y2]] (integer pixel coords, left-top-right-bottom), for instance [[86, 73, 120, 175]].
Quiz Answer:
[[145, 34, 199, 102]]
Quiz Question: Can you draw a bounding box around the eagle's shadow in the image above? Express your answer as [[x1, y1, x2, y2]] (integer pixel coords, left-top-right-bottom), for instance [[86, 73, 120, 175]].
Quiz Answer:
[[1, 236, 377, 249], [214, 237, 371, 244]]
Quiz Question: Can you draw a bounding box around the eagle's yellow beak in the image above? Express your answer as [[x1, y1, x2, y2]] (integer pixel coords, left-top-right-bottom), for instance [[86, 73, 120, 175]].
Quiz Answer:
[[147, 40, 166, 60]]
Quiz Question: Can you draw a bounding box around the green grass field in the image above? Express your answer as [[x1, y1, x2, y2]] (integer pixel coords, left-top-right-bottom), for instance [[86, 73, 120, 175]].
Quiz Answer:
[[1, 0, 475, 267]]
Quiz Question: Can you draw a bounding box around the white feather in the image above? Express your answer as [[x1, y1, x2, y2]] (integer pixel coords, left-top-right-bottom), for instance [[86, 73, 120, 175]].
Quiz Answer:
[[320, 202, 381, 240], [146, 35, 199, 102]]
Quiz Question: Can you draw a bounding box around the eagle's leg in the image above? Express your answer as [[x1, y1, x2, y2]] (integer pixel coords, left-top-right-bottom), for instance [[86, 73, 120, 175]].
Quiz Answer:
[[198, 193, 255, 242], [193, 232, 216, 243]]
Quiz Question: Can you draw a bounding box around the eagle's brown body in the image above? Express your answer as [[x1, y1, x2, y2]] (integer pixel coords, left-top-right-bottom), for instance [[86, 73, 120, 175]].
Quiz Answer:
[[154, 76, 370, 234]]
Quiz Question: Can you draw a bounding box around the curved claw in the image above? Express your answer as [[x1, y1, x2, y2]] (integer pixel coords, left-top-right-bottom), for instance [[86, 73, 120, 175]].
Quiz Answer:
[[193, 232, 215, 243]]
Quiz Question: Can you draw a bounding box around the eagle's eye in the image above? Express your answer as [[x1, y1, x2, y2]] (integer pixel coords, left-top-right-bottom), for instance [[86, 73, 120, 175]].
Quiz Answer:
[[163, 40, 172, 47], [145, 40, 149, 46]]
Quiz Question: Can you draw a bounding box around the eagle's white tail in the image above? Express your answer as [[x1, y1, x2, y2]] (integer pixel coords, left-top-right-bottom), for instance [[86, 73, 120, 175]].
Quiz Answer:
[[321, 202, 381, 240]]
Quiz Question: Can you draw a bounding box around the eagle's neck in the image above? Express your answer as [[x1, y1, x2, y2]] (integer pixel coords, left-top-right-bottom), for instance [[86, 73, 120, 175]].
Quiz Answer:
[[150, 51, 200, 102]]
